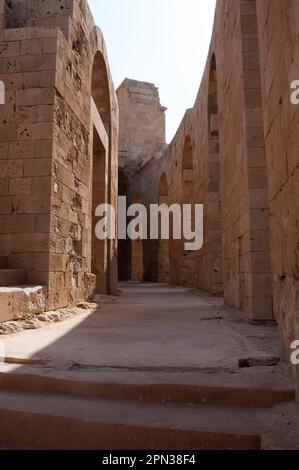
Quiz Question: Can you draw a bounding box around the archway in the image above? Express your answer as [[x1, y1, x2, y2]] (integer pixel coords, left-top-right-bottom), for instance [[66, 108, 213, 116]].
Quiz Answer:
[[131, 193, 144, 282], [207, 54, 223, 295], [91, 51, 111, 132], [117, 172, 144, 282], [90, 51, 111, 293], [118, 168, 131, 281]]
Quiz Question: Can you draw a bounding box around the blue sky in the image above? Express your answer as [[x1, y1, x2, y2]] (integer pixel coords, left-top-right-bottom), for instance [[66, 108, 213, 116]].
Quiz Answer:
[[88, 0, 217, 143]]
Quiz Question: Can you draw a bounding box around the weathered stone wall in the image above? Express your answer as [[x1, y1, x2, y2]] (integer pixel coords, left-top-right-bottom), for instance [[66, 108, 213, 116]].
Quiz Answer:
[[256, 0, 299, 391], [0, 23, 57, 290], [3, 0, 73, 36], [0, 0, 118, 315], [49, 1, 119, 307], [118, 79, 167, 170], [125, 0, 273, 322]]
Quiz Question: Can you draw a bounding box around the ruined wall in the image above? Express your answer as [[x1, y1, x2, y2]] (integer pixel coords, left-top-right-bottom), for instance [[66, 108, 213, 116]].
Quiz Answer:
[[125, 0, 273, 322], [3, 0, 73, 36], [117, 79, 166, 281], [256, 0, 299, 390], [0, 0, 118, 315], [118, 79, 167, 170]]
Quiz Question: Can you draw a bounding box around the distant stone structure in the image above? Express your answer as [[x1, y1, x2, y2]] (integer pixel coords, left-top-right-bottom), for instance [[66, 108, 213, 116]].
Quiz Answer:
[[117, 79, 167, 281], [118, 79, 167, 171]]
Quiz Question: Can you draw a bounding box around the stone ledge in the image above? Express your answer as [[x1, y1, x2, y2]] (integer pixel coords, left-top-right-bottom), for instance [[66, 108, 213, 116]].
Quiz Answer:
[[0, 285, 47, 322]]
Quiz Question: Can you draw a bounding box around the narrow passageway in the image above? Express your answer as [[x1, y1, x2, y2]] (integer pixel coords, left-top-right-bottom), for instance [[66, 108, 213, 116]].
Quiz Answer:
[[2, 282, 278, 371]]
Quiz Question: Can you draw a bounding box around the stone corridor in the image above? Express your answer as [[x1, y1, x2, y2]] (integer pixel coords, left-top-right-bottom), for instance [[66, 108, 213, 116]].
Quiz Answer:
[[0, 0, 299, 450]]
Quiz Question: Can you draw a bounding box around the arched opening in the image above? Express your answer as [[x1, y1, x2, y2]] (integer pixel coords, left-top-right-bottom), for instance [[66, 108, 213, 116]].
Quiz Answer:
[[91, 51, 111, 133], [118, 168, 131, 281], [207, 54, 223, 295], [157, 173, 170, 283], [90, 51, 111, 293], [181, 135, 196, 286], [182, 135, 193, 171], [131, 193, 144, 282], [117, 172, 144, 282], [159, 173, 169, 199]]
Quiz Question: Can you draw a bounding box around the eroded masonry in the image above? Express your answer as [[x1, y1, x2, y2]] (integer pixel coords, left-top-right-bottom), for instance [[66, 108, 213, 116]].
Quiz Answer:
[[0, 0, 299, 398], [0, 0, 118, 319]]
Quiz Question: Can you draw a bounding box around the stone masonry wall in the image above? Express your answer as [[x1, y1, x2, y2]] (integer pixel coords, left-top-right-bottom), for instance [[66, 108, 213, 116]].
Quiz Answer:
[[3, 0, 73, 36], [118, 79, 167, 170], [256, 0, 299, 393], [0, 0, 118, 314]]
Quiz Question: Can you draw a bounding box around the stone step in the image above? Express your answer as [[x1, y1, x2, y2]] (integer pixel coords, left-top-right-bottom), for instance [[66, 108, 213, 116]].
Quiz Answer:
[[0, 269, 27, 287], [0, 364, 294, 408], [0, 286, 46, 323], [0, 257, 7, 269], [0, 388, 263, 450]]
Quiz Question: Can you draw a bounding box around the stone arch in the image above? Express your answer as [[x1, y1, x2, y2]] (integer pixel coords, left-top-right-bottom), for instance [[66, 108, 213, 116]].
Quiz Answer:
[[207, 53, 224, 295], [89, 27, 118, 294], [182, 135, 194, 171], [91, 51, 111, 133], [90, 51, 110, 293], [159, 173, 169, 200], [118, 168, 131, 281], [131, 193, 144, 282]]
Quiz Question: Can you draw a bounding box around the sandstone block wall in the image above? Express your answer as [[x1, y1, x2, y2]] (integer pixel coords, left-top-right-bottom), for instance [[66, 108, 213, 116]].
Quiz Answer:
[[0, 0, 118, 314], [118, 79, 167, 171], [256, 0, 299, 392], [3, 0, 72, 36]]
